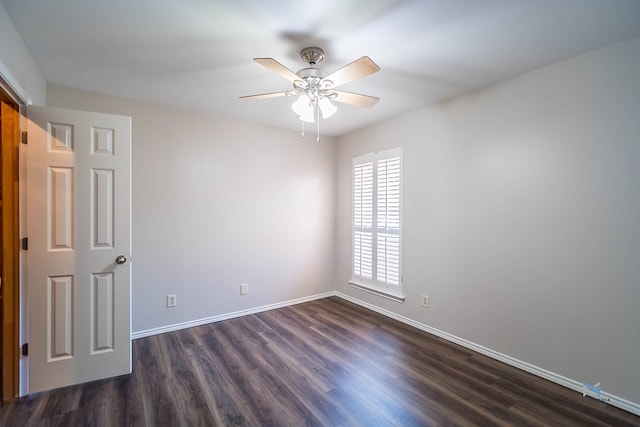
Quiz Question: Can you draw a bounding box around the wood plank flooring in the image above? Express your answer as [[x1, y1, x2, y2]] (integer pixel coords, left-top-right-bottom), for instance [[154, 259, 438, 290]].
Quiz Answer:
[[1, 297, 639, 426]]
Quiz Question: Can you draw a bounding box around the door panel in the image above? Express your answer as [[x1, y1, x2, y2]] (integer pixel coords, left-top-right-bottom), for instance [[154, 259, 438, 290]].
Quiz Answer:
[[27, 106, 131, 393]]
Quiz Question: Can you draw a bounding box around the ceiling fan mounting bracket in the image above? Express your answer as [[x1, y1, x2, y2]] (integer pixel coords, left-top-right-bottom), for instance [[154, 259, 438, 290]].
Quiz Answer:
[[300, 47, 325, 66]]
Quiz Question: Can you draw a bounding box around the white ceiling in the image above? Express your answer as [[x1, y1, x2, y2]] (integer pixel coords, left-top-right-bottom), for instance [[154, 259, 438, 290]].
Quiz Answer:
[[4, 0, 640, 136]]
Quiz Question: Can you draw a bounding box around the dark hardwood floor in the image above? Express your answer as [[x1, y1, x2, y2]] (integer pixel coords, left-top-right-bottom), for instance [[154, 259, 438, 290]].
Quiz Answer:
[[1, 296, 639, 426]]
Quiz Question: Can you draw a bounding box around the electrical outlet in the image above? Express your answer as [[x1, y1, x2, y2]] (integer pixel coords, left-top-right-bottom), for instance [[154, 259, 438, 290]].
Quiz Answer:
[[421, 295, 429, 308], [240, 283, 249, 295], [167, 294, 177, 307]]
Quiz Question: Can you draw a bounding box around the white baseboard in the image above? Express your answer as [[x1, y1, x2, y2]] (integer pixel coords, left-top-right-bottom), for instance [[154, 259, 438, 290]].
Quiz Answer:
[[334, 292, 640, 417], [131, 291, 334, 340]]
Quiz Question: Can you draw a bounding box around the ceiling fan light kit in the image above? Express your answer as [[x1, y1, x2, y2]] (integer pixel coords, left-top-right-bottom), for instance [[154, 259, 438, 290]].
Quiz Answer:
[[241, 47, 380, 141]]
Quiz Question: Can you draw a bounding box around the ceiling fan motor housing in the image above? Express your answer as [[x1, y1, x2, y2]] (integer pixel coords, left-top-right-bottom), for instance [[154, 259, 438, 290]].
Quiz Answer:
[[297, 67, 322, 79], [294, 67, 336, 99]]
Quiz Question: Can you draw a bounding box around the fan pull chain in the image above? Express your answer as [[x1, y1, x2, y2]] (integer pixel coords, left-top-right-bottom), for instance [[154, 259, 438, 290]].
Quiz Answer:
[[316, 105, 320, 143], [301, 120, 305, 139]]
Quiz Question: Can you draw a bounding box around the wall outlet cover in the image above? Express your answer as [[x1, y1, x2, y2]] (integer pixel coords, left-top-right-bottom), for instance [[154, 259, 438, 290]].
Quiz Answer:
[[421, 295, 429, 308], [167, 294, 177, 307]]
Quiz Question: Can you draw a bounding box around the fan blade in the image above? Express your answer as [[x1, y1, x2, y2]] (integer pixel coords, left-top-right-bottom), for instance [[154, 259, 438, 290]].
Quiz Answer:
[[254, 58, 301, 83], [322, 56, 380, 88], [240, 91, 296, 100], [333, 91, 380, 108]]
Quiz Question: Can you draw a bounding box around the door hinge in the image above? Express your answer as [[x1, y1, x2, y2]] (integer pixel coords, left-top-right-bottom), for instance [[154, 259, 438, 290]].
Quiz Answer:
[[21, 131, 28, 144], [21, 237, 28, 250], [22, 343, 28, 356]]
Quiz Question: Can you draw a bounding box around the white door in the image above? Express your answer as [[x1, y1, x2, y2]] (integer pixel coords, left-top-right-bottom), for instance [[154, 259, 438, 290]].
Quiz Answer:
[[26, 106, 131, 393]]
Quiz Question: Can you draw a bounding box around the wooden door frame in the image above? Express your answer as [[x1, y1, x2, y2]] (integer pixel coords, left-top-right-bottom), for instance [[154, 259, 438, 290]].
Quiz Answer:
[[1, 86, 23, 401]]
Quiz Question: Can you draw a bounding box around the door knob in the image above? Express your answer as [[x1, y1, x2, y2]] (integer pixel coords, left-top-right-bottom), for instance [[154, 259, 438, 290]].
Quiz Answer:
[[115, 255, 127, 265]]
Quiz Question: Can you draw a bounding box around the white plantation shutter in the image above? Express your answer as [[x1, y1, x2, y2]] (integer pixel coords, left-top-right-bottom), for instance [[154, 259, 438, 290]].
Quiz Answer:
[[377, 157, 401, 286], [352, 149, 402, 296], [353, 161, 373, 280]]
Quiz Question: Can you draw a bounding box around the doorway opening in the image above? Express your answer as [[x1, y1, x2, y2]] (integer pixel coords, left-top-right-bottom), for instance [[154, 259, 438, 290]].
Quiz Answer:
[[0, 87, 21, 400]]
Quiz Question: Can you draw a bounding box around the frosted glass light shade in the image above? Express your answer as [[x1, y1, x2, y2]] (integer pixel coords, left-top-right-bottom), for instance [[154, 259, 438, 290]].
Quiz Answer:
[[319, 97, 337, 119], [292, 95, 315, 123]]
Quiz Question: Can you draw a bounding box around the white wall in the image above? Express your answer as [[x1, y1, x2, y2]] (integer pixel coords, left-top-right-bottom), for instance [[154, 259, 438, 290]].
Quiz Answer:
[[47, 84, 337, 333], [0, 2, 45, 104], [336, 36, 640, 404]]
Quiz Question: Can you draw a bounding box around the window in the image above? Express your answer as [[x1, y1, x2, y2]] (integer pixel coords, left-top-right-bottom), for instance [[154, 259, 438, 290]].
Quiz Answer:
[[351, 148, 403, 301]]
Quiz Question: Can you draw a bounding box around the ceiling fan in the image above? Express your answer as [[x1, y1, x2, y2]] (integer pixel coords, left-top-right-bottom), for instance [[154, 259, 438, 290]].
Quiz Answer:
[[240, 47, 380, 126]]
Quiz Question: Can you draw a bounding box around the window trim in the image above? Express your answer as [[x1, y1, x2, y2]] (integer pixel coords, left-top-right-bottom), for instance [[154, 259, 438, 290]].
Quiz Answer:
[[350, 147, 404, 302], [348, 280, 405, 303]]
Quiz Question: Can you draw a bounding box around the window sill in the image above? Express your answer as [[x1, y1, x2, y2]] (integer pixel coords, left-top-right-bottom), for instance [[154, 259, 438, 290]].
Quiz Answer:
[[348, 281, 405, 303]]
